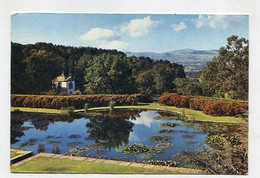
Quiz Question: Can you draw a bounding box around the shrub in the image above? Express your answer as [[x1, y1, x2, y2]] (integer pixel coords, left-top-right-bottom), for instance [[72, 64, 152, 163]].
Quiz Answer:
[[67, 106, 75, 116], [52, 145, 60, 154], [61, 106, 74, 116], [73, 89, 82, 95], [158, 93, 189, 108], [37, 144, 45, 153], [109, 101, 116, 112], [44, 89, 58, 95], [84, 103, 89, 112], [159, 93, 248, 117], [11, 94, 150, 109]]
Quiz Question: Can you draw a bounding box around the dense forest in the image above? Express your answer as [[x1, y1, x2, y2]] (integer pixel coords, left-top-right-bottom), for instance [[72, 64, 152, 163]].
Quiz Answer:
[[11, 42, 185, 95], [11, 35, 248, 100]]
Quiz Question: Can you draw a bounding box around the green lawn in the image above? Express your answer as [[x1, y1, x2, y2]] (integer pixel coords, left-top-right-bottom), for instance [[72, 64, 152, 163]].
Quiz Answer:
[[11, 102, 245, 123], [11, 150, 20, 158], [188, 95, 248, 103], [11, 156, 179, 174], [86, 103, 245, 123], [11, 107, 62, 114]]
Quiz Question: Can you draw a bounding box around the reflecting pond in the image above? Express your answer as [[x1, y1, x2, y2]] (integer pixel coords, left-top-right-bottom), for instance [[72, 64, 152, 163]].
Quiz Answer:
[[11, 110, 236, 162]]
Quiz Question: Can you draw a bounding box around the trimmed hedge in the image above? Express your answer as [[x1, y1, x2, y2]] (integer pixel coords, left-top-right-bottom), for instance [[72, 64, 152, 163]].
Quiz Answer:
[[11, 94, 151, 109], [158, 93, 248, 117]]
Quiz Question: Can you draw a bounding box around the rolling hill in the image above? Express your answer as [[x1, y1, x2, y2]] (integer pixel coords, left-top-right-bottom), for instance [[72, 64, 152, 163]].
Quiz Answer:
[[125, 49, 218, 73]]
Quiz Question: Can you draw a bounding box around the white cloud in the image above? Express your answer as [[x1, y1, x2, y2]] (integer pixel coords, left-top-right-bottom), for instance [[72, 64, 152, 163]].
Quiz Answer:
[[98, 40, 128, 51], [122, 16, 160, 38], [196, 15, 208, 28], [80, 16, 162, 51], [130, 111, 159, 128], [171, 22, 187, 32], [80, 27, 126, 51], [80, 28, 119, 42], [195, 15, 244, 30]]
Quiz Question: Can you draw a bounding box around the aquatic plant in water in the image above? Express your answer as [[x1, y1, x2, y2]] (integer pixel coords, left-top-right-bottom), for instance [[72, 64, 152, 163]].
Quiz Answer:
[[149, 136, 171, 143], [67, 141, 84, 147], [47, 140, 61, 144], [182, 134, 195, 139], [155, 143, 172, 149], [161, 122, 181, 127], [138, 160, 179, 167], [174, 124, 248, 175], [67, 143, 104, 156], [205, 134, 242, 148], [68, 134, 81, 139], [185, 141, 199, 146], [19, 138, 40, 147], [52, 145, 60, 154], [37, 144, 45, 153], [46, 135, 62, 139], [116, 143, 163, 155], [157, 129, 176, 134]]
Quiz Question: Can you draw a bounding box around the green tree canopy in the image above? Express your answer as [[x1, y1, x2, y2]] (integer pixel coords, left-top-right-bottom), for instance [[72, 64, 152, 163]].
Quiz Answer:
[[84, 54, 133, 94], [135, 69, 155, 95], [152, 61, 185, 94], [174, 78, 203, 96], [200, 35, 248, 100], [11, 42, 186, 95]]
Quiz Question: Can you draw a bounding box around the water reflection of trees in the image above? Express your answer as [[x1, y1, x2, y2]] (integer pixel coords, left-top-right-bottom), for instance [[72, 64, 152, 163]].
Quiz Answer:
[[11, 117, 25, 144], [11, 112, 76, 144], [85, 115, 135, 150]]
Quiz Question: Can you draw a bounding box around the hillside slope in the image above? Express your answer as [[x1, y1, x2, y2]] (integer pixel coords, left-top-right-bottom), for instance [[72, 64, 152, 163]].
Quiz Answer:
[[126, 49, 218, 72]]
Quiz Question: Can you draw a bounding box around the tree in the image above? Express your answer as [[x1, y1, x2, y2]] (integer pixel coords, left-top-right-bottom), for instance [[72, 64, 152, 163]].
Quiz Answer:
[[24, 49, 64, 94], [11, 43, 27, 94], [136, 69, 155, 94], [153, 62, 180, 94], [200, 35, 248, 100], [74, 53, 93, 92], [11, 42, 186, 95], [84, 54, 133, 94], [174, 78, 203, 96]]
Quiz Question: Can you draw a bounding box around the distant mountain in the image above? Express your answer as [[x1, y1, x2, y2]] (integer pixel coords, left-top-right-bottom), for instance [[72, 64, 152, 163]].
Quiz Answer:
[[125, 49, 218, 72]]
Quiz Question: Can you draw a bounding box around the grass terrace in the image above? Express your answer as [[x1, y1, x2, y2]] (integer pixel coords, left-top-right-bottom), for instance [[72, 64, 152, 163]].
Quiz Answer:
[[11, 150, 21, 159], [11, 102, 245, 123], [188, 95, 248, 104], [11, 156, 194, 174]]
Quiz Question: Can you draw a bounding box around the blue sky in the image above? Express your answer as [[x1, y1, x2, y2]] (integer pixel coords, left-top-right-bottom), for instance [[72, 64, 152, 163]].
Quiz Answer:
[[12, 14, 248, 52]]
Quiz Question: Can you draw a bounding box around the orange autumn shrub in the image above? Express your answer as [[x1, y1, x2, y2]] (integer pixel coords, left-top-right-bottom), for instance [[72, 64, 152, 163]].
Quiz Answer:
[[158, 93, 189, 108], [159, 93, 248, 117], [11, 94, 151, 109]]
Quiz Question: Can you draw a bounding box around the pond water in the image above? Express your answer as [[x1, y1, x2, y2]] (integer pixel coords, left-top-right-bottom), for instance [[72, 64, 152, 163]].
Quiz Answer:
[[11, 110, 212, 162]]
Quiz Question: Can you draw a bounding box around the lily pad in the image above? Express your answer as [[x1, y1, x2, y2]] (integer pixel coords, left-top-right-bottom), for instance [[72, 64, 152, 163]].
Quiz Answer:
[[161, 122, 181, 128]]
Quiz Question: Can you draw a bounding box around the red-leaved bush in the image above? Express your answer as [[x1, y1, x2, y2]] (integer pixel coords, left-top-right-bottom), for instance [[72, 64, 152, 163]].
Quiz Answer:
[[159, 93, 248, 117], [11, 94, 151, 109]]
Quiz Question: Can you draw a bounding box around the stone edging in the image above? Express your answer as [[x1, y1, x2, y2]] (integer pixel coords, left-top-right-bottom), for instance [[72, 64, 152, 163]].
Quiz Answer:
[[11, 149, 33, 164], [12, 152, 202, 174]]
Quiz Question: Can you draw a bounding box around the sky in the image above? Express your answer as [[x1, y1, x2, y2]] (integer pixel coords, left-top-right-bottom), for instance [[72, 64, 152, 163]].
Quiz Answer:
[[11, 14, 248, 52]]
